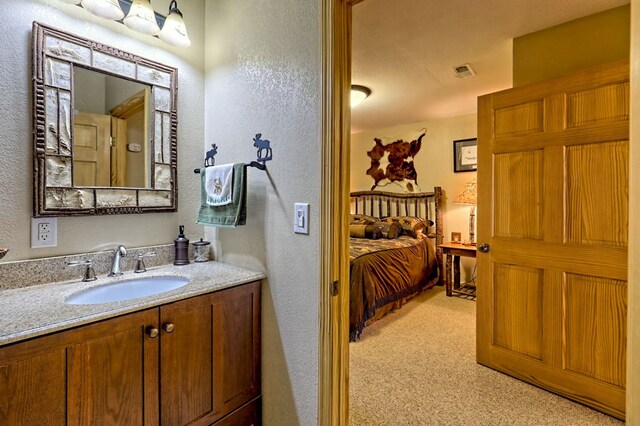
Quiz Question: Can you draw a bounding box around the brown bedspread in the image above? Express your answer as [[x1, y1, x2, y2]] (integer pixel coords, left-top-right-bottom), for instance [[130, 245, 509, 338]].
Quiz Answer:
[[349, 236, 437, 341]]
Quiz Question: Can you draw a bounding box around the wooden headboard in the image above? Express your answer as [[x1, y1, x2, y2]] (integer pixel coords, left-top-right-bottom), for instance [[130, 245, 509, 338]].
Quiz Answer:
[[349, 188, 444, 284]]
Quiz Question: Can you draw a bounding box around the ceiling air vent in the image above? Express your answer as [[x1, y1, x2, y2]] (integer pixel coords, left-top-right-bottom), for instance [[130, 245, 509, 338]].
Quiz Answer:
[[453, 63, 475, 78]]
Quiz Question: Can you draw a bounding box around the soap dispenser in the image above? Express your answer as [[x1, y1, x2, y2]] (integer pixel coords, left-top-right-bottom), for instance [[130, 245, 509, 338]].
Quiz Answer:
[[174, 225, 190, 265]]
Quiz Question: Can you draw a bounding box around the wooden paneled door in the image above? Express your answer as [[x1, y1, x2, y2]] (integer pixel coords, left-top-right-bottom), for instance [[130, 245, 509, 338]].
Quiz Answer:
[[73, 112, 111, 186], [477, 60, 629, 419]]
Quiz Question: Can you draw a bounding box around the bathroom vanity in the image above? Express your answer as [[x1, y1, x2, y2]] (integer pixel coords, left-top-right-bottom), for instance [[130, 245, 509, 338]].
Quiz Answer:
[[0, 262, 263, 426]]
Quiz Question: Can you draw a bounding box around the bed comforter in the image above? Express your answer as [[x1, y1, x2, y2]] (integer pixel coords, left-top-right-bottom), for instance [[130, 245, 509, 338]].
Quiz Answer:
[[349, 236, 437, 341]]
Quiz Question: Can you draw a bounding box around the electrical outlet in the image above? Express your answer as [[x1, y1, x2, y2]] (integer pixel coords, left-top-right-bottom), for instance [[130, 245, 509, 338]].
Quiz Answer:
[[31, 217, 57, 248]]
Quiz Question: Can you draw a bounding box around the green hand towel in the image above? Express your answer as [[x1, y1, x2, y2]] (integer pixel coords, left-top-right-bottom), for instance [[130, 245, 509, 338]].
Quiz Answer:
[[197, 163, 246, 227]]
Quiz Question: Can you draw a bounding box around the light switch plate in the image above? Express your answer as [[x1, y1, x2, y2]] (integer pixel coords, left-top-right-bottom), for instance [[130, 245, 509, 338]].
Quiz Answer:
[[31, 217, 57, 248], [294, 203, 310, 235]]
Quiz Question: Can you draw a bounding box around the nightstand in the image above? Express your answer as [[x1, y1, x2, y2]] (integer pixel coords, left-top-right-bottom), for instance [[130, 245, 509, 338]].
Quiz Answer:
[[440, 242, 477, 298]]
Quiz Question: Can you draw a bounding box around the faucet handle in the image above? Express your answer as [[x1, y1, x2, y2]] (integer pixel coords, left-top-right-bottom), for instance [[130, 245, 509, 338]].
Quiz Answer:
[[134, 252, 156, 273], [66, 259, 97, 282]]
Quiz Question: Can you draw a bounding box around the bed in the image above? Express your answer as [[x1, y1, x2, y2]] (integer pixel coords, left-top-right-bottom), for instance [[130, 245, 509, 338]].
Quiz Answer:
[[349, 189, 443, 341]]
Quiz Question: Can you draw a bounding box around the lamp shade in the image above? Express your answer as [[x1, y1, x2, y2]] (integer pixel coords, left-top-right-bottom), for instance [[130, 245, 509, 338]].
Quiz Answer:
[[454, 179, 477, 205], [351, 85, 371, 108], [124, 0, 160, 35], [80, 0, 124, 20], [159, 1, 191, 47]]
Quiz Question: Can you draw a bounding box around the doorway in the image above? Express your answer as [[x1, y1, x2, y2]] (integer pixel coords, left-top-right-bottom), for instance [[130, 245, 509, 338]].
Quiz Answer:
[[320, 0, 638, 424]]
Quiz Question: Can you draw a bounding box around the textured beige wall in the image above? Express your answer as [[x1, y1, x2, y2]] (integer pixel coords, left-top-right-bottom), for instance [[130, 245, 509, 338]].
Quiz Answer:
[[0, 0, 205, 261], [513, 4, 630, 86], [351, 114, 478, 278], [628, 0, 638, 422], [203, 1, 321, 424]]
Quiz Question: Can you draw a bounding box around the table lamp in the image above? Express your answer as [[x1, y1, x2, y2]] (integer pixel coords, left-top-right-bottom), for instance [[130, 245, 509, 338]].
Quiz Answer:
[[454, 179, 477, 245]]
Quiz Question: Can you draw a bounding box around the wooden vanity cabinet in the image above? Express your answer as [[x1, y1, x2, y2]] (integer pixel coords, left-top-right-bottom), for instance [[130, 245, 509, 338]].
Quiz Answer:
[[0, 281, 261, 426]]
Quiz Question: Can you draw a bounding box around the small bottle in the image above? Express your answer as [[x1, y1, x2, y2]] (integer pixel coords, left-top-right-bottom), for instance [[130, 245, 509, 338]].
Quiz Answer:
[[174, 225, 190, 265]]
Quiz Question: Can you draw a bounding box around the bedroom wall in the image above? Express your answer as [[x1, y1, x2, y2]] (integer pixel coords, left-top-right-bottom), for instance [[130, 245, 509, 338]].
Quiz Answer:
[[0, 0, 205, 260], [350, 113, 478, 278], [513, 4, 630, 86], [203, 1, 321, 425]]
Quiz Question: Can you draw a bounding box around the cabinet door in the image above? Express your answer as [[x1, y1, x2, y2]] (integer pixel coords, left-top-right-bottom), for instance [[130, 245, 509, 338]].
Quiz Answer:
[[213, 398, 260, 426], [160, 281, 261, 426], [0, 309, 159, 426], [212, 282, 261, 420]]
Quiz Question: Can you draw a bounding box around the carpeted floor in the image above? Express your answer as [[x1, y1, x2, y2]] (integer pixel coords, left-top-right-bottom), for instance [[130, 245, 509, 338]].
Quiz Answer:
[[349, 286, 623, 425]]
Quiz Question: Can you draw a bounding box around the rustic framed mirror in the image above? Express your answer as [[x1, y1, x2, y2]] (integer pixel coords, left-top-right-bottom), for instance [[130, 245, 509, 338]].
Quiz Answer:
[[32, 22, 178, 216]]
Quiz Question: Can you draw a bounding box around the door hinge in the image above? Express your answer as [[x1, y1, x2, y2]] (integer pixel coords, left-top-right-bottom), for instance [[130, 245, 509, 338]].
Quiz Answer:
[[331, 280, 339, 296], [110, 136, 117, 147]]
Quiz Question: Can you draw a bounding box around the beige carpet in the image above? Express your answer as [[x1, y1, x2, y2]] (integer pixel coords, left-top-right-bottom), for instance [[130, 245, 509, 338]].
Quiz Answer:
[[349, 286, 623, 425]]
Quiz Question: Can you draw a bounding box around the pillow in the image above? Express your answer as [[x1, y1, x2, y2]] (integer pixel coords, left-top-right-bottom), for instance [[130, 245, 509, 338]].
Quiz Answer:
[[374, 221, 403, 239], [380, 216, 433, 238], [349, 223, 383, 239], [350, 213, 378, 225]]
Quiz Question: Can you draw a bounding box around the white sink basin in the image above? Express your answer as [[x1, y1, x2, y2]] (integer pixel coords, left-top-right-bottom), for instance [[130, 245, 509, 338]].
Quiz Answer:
[[66, 276, 190, 305]]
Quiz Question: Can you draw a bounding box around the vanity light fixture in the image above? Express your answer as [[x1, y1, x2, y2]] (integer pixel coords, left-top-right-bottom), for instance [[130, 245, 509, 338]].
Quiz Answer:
[[124, 0, 160, 35], [159, 0, 191, 47], [351, 85, 371, 108], [57, 0, 192, 48], [80, 0, 125, 20]]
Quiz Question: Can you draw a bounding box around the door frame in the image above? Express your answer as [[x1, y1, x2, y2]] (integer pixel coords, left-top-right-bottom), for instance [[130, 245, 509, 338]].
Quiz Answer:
[[319, 1, 640, 424]]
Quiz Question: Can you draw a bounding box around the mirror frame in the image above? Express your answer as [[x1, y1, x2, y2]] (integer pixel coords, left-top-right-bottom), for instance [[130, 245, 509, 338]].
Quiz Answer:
[[32, 22, 178, 216]]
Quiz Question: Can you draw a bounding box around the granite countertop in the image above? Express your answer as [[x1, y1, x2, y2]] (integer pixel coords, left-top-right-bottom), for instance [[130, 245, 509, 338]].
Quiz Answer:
[[0, 261, 265, 347]]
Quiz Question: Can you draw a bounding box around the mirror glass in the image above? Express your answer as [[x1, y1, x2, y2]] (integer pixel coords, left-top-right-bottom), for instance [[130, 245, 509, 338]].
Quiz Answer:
[[33, 22, 178, 216], [73, 68, 152, 188]]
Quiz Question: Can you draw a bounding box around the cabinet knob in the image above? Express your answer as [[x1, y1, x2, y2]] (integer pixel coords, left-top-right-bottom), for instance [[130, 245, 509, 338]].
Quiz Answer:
[[147, 327, 159, 338], [163, 323, 175, 333]]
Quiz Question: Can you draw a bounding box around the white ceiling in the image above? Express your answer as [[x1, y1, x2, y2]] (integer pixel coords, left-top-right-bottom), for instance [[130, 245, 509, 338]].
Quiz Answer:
[[351, 0, 629, 133]]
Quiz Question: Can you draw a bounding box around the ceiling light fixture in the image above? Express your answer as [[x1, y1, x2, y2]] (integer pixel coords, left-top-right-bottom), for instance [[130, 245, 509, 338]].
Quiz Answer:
[[59, 0, 81, 4], [159, 0, 191, 47], [351, 85, 371, 108], [80, 0, 125, 20], [124, 0, 160, 35]]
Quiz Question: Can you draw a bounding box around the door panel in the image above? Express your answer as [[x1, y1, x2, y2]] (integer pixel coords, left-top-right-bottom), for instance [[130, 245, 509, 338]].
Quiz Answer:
[[566, 141, 629, 247], [493, 264, 543, 359], [494, 151, 543, 239], [564, 273, 627, 387], [477, 60, 629, 419], [73, 112, 111, 186]]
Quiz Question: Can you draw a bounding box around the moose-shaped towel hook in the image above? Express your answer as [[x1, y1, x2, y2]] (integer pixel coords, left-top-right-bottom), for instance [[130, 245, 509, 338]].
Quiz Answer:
[[253, 133, 273, 165], [204, 144, 218, 167]]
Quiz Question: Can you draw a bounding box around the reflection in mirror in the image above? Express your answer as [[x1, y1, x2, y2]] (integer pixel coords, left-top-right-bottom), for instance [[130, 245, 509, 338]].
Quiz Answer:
[[73, 68, 152, 188], [33, 22, 178, 216]]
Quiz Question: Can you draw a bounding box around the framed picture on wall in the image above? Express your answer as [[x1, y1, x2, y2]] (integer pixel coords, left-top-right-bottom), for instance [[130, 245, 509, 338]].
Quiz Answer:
[[453, 138, 478, 173]]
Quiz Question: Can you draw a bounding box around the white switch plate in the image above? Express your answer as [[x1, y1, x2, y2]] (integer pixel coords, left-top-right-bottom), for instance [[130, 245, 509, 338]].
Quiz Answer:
[[31, 217, 57, 248], [294, 203, 310, 235]]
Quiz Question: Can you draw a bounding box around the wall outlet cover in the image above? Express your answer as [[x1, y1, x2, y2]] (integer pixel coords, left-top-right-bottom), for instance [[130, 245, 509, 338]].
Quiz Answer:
[[31, 217, 57, 248]]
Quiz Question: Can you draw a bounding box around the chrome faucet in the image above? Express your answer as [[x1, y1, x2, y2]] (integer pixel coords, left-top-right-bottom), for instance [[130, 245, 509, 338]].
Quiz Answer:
[[108, 245, 127, 277]]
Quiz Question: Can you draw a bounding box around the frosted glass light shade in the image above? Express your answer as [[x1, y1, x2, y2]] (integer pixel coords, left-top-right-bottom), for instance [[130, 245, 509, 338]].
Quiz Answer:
[[80, 0, 124, 20], [59, 0, 81, 4], [159, 8, 191, 47], [124, 0, 160, 35], [351, 85, 371, 108]]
